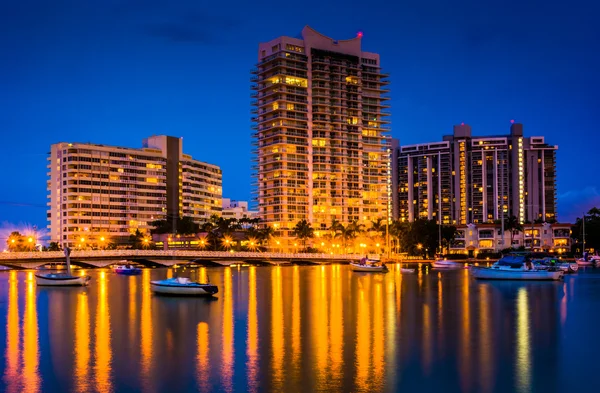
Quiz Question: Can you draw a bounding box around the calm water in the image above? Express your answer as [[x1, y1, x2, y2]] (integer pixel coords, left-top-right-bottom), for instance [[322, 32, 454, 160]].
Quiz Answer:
[[0, 265, 599, 393]]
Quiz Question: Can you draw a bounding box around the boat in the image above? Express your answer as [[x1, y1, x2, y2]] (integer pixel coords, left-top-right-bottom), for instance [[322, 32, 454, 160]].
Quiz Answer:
[[534, 257, 578, 273], [470, 254, 564, 281], [35, 247, 91, 286], [558, 261, 578, 273], [400, 267, 415, 273], [350, 263, 389, 273], [112, 262, 142, 275], [432, 259, 464, 269], [150, 277, 219, 296], [34, 273, 91, 286]]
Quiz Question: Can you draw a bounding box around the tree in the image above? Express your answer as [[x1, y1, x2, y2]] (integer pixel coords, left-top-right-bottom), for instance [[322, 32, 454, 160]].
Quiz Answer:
[[48, 242, 61, 251], [129, 229, 144, 249], [441, 225, 457, 254], [505, 215, 523, 247], [572, 207, 600, 253], [292, 220, 314, 250]]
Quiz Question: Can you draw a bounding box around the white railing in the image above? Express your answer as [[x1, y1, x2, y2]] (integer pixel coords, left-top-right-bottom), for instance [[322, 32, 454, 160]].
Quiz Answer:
[[0, 250, 360, 261]]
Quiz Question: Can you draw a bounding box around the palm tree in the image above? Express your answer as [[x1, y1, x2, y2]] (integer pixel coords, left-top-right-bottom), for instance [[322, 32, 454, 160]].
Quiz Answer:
[[292, 220, 314, 250], [505, 215, 523, 248]]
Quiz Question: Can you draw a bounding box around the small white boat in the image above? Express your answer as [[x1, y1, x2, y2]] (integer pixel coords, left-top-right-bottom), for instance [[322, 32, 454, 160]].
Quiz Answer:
[[557, 262, 578, 273], [35, 273, 91, 286], [470, 254, 564, 281], [150, 277, 219, 296], [350, 263, 389, 273], [35, 246, 91, 286], [432, 260, 463, 269], [400, 268, 415, 273]]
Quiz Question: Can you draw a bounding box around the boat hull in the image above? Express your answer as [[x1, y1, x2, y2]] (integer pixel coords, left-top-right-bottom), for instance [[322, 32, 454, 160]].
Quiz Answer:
[[35, 273, 91, 286], [150, 280, 218, 296], [470, 267, 563, 281], [432, 261, 463, 269], [114, 268, 142, 275], [400, 268, 415, 273], [350, 263, 388, 273]]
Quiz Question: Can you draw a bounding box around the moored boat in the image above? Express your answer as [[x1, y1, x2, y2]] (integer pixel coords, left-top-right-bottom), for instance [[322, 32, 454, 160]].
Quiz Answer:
[[35, 247, 91, 286], [400, 267, 415, 273], [576, 258, 594, 266], [113, 263, 142, 275], [350, 263, 389, 273], [432, 259, 463, 269], [150, 277, 218, 296], [35, 273, 91, 286], [470, 254, 563, 281]]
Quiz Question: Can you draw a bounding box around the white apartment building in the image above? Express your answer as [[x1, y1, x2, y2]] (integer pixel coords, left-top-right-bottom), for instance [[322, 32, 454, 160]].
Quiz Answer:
[[47, 135, 222, 247]]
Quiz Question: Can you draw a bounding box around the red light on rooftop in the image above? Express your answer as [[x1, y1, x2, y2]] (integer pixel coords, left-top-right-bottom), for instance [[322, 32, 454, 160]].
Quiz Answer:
[[510, 119, 515, 124], [357, 31, 363, 38], [461, 122, 465, 125]]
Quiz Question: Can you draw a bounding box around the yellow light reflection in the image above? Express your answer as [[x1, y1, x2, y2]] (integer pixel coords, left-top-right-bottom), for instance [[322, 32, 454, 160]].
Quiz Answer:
[[386, 270, 398, 388], [422, 302, 432, 375], [478, 284, 493, 392], [129, 275, 137, 343], [74, 292, 90, 393], [197, 322, 210, 392], [4, 271, 20, 393], [355, 287, 370, 390], [560, 282, 567, 327], [23, 278, 40, 393], [221, 267, 234, 391], [314, 263, 328, 385], [140, 268, 153, 389], [291, 265, 301, 374], [329, 264, 343, 389], [95, 269, 112, 393], [199, 267, 207, 284], [246, 267, 258, 392], [271, 266, 284, 389], [372, 282, 385, 386], [516, 288, 531, 392], [459, 268, 471, 392]]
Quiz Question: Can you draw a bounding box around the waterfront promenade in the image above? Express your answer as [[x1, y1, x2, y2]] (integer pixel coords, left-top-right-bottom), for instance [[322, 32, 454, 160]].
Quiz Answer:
[[0, 249, 366, 269]]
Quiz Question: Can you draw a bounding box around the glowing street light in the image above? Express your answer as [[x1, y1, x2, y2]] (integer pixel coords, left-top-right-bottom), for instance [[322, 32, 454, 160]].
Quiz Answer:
[[28, 237, 33, 243]]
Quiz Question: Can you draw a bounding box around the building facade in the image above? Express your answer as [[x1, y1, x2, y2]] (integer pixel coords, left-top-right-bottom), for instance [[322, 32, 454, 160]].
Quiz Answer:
[[221, 198, 259, 220], [252, 26, 391, 241], [47, 135, 222, 247], [450, 222, 571, 255], [397, 122, 558, 225]]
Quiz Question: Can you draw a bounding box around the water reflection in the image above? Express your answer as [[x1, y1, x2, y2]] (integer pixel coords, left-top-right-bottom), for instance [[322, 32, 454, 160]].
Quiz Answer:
[[516, 288, 531, 393], [4, 271, 19, 393], [246, 267, 258, 392], [95, 270, 112, 393], [220, 268, 233, 392], [140, 268, 153, 391], [196, 322, 210, 392], [74, 291, 90, 393], [0, 266, 596, 392], [23, 273, 40, 393]]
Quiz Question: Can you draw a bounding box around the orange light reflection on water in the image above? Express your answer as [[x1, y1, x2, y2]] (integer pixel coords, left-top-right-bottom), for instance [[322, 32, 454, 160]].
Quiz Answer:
[[246, 267, 258, 392], [221, 267, 234, 392], [23, 278, 40, 393], [271, 266, 284, 389], [372, 282, 384, 388], [329, 264, 343, 390], [95, 269, 112, 393], [197, 322, 210, 392], [459, 268, 471, 392], [355, 285, 370, 390], [478, 284, 493, 392], [140, 268, 153, 391], [4, 271, 20, 393], [291, 265, 301, 377], [74, 291, 90, 393]]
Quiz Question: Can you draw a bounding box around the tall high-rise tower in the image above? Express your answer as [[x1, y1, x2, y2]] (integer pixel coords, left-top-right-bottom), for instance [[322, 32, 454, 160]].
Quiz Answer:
[[251, 26, 391, 244]]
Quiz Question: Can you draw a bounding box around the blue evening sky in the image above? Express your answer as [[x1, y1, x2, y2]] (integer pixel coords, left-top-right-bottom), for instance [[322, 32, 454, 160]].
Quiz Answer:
[[1, 0, 598, 236]]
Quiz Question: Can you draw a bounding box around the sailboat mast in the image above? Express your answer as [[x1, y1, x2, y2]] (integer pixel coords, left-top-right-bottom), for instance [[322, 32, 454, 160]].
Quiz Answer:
[[583, 212, 586, 253]]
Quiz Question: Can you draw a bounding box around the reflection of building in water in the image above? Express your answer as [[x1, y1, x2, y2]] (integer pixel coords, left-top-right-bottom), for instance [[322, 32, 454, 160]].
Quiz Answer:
[[74, 292, 90, 393], [5, 271, 20, 392], [246, 267, 258, 392], [23, 274, 40, 393], [221, 268, 234, 391], [95, 271, 113, 393]]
